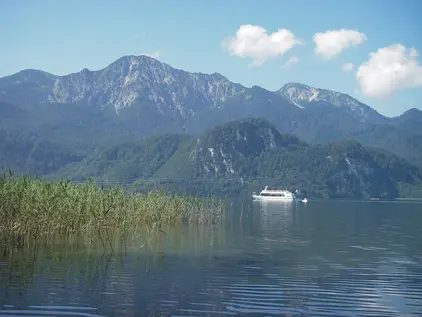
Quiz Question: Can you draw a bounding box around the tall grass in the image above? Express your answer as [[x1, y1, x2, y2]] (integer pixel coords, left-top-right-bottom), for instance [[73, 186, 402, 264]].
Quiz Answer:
[[0, 173, 224, 237]]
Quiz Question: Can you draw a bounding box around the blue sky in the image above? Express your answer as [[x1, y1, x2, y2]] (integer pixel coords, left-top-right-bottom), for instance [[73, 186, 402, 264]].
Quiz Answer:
[[1, 0, 421, 116]]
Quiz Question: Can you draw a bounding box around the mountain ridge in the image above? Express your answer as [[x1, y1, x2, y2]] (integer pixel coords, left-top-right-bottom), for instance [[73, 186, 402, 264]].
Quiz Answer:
[[48, 118, 422, 199], [1, 54, 418, 119], [277, 82, 386, 124], [1, 54, 421, 167], [1, 55, 417, 123]]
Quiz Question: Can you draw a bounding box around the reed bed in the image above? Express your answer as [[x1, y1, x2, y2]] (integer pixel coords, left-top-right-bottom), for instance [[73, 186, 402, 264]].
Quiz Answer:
[[0, 174, 224, 237]]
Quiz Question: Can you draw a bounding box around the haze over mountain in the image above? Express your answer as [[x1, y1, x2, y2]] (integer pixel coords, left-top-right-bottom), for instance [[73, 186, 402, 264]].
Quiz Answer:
[[1, 55, 421, 167]]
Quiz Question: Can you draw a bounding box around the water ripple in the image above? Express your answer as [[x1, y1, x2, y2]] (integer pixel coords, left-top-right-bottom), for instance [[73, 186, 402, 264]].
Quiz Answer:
[[1, 201, 422, 316]]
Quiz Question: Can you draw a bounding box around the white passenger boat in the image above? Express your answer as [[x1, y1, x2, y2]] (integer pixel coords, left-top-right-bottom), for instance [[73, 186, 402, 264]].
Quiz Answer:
[[252, 186, 296, 201]]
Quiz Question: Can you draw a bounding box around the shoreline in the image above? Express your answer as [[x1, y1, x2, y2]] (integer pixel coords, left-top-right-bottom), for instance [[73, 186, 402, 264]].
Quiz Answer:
[[0, 175, 224, 237]]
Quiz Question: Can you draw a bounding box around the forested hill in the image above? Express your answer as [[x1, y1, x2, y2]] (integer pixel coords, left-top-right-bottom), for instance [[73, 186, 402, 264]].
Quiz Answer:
[[49, 118, 422, 199], [0, 130, 83, 176]]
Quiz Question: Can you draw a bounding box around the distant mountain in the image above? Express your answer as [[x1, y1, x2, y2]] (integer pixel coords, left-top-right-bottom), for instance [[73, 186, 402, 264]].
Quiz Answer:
[[277, 82, 386, 124], [0, 55, 300, 151], [391, 108, 422, 135], [0, 101, 27, 128], [276, 84, 422, 166], [0, 55, 421, 166], [49, 118, 422, 199], [0, 69, 56, 106], [0, 130, 83, 176]]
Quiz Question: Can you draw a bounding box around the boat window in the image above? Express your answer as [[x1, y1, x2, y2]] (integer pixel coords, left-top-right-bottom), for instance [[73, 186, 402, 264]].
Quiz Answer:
[[261, 193, 285, 197]]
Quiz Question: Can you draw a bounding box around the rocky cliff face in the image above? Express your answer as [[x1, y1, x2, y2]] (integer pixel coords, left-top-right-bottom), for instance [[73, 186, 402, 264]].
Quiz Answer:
[[47, 56, 247, 117], [1, 56, 247, 118], [189, 118, 303, 177]]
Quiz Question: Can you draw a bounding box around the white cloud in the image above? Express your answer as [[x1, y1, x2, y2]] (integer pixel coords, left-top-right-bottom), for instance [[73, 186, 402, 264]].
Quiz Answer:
[[342, 62, 354, 72], [313, 29, 367, 59], [141, 50, 162, 59], [223, 24, 301, 66], [356, 44, 422, 99], [281, 56, 299, 69]]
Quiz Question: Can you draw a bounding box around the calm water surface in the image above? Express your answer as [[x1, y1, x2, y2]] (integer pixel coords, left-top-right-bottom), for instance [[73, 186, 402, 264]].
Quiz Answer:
[[1, 200, 422, 316]]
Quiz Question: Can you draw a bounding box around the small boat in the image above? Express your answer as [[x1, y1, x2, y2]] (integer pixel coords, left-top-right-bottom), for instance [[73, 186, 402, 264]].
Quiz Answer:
[[302, 198, 308, 203], [252, 186, 296, 201]]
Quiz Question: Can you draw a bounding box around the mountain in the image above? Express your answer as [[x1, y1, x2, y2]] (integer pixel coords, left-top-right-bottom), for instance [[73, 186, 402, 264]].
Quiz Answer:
[[0, 55, 421, 166], [277, 83, 422, 166], [189, 118, 306, 177], [277, 82, 386, 124], [391, 108, 422, 135], [0, 130, 83, 176], [49, 118, 422, 199], [0, 55, 300, 151], [0, 101, 27, 131], [53, 134, 190, 182], [48, 57, 244, 115], [0, 69, 57, 106], [185, 119, 422, 199]]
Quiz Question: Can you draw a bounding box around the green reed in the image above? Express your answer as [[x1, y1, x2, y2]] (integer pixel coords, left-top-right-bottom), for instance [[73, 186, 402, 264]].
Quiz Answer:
[[0, 173, 224, 237]]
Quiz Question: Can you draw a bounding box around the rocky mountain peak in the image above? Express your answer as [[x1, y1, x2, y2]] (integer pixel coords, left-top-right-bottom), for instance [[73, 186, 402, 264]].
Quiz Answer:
[[278, 82, 351, 106], [278, 82, 319, 108], [0, 69, 56, 87], [281, 82, 312, 91], [44, 54, 245, 114], [391, 107, 422, 135], [398, 108, 422, 118], [191, 118, 301, 176], [0, 69, 57, 105], [278, 82, 385, 123]]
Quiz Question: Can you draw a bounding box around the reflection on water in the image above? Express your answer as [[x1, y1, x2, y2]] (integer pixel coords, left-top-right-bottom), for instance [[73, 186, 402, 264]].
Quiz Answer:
[[1, 200, 422, 316], [255, 200, 295, 232]]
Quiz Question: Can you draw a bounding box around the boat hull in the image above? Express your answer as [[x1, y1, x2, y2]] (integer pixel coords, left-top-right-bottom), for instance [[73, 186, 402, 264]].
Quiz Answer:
[[252, 195, 295, 201]]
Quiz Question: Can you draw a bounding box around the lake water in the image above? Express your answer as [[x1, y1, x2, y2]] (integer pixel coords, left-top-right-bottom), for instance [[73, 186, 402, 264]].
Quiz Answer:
[[1, 200, 422, 316]]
